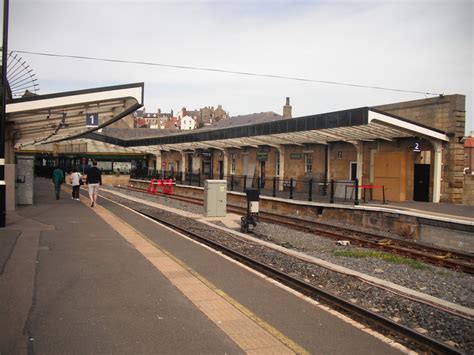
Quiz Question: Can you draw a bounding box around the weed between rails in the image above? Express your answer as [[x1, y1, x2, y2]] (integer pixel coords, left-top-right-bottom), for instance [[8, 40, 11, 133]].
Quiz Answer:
[[332, 249, 430, 270]]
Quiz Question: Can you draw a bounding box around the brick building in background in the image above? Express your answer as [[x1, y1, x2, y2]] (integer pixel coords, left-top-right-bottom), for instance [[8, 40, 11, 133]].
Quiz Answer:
[[198, 105, 229, 127], [134, 105, 229, 130], [464, 133, 474, 174]]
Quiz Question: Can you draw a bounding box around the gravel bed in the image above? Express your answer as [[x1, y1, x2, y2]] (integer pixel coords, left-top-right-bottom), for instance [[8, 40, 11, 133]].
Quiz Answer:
[[103, 186, 474, 309], [101, 187, 474, 352], [253, 223, 474, 309]]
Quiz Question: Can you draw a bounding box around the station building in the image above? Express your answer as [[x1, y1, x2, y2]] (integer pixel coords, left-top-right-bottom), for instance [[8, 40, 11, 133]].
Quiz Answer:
[[88, 94, 466, 204], [9, 87, 469, 205]]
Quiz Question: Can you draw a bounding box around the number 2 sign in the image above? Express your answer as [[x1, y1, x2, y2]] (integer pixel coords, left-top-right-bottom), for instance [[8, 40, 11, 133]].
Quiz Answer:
[[86, 113, 99, 127], [413, 141, 421, 153]]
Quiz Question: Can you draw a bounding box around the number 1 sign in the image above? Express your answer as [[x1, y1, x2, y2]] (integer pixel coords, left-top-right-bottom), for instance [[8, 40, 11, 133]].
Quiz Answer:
[[86, 113, 99, 127]]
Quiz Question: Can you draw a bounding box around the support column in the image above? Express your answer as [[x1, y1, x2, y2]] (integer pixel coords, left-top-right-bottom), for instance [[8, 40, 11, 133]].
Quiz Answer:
[[1, 0, 10, 227], [4, 126, 16, 211], [350, 141, 364, 198], [429, 139, 443, 203], [181, 152, 186, 176], [326, 144, 331, 182], [154, 152, 162, 174], [222, 149, 229, 178], [278, 146, 285, 191], [356, 142, 363, 183]]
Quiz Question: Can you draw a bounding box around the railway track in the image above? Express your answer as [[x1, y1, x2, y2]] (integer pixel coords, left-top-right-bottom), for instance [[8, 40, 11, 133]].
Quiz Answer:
[[99, 186, 473, 353], [126, 206, 462, 354], [117, 185, 474, 274]]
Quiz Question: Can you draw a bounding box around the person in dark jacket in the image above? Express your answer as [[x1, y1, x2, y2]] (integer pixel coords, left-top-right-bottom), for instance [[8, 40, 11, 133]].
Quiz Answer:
[[52, 165, 65, 200], [86, 161, 102, 207]]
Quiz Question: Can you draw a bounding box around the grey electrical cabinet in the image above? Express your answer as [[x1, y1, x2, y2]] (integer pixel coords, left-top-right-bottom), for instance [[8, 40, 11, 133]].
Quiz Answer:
[[203, 180, 227, 217], [16, 155, 34, 205]]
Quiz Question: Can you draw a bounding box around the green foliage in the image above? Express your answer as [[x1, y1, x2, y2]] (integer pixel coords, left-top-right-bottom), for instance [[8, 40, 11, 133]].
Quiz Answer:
[[280, 241, 294, 249], [332, 249, 429, 269]]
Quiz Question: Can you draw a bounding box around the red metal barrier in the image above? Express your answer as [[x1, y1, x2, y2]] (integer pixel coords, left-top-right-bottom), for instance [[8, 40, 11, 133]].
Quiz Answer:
[[147, 179, 155, 194], [147, 179, 162, 194], [163, 179, 173, 195], [147, 179, 175, 195]]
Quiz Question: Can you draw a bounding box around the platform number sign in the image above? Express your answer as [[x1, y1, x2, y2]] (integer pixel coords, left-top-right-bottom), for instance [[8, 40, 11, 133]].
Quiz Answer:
[[413, 140, 421, 153], [86, 113, 99, 127]]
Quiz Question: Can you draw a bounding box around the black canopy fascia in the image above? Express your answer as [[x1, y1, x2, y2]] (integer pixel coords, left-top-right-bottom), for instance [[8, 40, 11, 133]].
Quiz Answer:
[[104, 107, 368, 148]]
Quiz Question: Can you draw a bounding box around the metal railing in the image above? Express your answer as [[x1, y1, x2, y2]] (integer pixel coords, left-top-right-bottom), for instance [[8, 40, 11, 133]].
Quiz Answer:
[[130, 169, 386, 205]]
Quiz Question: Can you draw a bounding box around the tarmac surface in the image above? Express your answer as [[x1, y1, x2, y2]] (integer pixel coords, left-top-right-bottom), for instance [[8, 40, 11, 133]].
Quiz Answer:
[[1, 178, 409, 354]]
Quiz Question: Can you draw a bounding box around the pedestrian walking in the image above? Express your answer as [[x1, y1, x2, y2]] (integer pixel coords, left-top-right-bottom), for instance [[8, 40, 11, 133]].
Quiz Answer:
[[70, 167, 82, 200], [52, 165, 65, 200], [86, 160, 102, 207]]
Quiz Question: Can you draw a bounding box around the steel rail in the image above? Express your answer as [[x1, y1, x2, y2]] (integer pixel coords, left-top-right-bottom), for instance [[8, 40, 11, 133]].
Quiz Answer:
[[117, 185, 474, 273], [131, 207, 462, 355], [108, 186, 473, 319], [255, 212, 474, 274], [258, 212, 473, 261]]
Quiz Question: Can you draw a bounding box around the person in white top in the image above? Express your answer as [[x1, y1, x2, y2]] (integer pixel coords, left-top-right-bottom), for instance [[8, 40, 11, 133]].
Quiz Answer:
[[70, 168, 83, 200]]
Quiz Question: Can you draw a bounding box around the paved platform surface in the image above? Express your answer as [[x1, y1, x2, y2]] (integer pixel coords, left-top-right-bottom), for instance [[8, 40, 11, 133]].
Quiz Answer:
[[0, 178, 406, 354], [363, 200, 474, 221], [264, 191, 474, 221]]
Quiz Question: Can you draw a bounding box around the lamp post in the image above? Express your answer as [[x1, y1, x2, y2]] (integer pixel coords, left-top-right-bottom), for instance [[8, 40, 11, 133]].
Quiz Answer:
[[0, 0, 10, 227]]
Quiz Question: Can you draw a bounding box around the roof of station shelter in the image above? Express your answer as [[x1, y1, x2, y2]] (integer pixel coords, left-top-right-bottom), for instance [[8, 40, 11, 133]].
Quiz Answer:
[[211, 111, 283, 129], [6, 83, 144, 148], [87, 106, 449, 153]]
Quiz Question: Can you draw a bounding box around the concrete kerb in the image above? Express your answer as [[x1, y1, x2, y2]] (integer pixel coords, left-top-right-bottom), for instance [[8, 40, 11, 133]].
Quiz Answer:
[[100, 187, 474, 320], [129, 180, 474, 226]]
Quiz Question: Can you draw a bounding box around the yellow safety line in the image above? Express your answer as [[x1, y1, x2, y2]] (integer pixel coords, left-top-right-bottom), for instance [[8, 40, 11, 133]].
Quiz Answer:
[[77, 192, 309, 355], [140, 233, 310, 355]]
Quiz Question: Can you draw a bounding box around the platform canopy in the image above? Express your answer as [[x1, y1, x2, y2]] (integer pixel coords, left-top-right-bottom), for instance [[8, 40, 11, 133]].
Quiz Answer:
[[88, 107, 449, 152], [6, 83, 144, 149]]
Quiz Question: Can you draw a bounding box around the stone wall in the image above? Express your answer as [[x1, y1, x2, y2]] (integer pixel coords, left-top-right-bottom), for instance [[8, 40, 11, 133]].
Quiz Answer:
[[129, 179, 474, 252], [161, 151, 184, 172], [463, 175, 474, 205], [375, 95, 466, 203]]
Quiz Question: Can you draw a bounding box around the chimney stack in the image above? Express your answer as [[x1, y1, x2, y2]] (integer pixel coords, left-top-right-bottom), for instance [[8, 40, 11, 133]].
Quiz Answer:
[[283, 97, 292, 119]]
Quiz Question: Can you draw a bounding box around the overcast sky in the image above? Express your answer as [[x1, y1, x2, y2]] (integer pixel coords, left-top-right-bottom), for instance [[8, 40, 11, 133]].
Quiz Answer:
[[6, 0, 474, 134]]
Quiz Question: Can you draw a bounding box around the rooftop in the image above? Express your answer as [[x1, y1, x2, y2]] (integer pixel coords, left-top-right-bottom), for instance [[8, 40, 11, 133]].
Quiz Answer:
[[210, 111, 283, 129]]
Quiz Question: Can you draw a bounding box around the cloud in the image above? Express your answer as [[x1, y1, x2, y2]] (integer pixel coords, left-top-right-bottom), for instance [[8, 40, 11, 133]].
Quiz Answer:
[[8, 0, 473, 132]]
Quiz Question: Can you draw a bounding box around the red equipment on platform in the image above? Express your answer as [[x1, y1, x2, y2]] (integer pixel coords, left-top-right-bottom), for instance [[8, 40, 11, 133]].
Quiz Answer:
[[162, 179, 173, 195], [147, 179, 155, 194], [147, 179, 174, 195]]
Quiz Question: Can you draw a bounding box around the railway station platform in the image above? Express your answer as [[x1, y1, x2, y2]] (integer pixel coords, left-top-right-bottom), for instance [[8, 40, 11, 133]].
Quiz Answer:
[[130, 178, 474, 221], [129, 178, 474, 253], [0, 178, 408, 354]]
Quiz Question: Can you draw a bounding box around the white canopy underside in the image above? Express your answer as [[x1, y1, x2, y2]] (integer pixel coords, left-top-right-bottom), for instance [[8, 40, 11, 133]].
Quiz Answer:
[[6, 83, 143, 149]]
